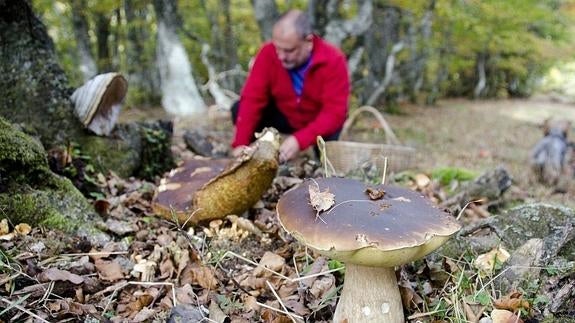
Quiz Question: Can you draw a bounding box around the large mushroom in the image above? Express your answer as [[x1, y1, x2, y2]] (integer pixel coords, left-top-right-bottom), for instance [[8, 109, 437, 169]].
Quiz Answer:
[[276, 177, 461, 323], [152, 128, 280, 225]]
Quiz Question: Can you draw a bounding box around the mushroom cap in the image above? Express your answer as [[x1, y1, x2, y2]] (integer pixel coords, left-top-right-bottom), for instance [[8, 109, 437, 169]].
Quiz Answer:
[[276, 177, 461, 267], [71, 72, 128, 135], [152, 158, 230, 222]]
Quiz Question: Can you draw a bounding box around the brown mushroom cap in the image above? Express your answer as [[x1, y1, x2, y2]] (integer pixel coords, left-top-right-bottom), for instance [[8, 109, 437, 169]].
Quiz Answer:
[[276, 177, 460, 267], [152, 158, 230, 222]]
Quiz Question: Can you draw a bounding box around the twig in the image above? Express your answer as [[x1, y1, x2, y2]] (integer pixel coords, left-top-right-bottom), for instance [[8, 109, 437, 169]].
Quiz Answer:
[[292, 256, 300, 278], [407, 309, 445, 320], [290, 267, 344, 282], [381, 157, 388, 185], [456, 200, 481, 221], [40, 281, 55, 304], [265, 280, 303, 323], [219, 251, 291, 281], [220, 251, 344, 283], [0, 296, 50, 323], [325, 199, 371, 215], [255, 300, 304, 319], [58, 251, 129, 257]]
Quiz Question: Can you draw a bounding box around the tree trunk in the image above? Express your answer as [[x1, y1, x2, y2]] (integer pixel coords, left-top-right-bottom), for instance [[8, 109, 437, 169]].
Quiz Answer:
[[70, 0, 97, 82], [124, 0, 161, 105], [362, 4, 401, 104], [0, 0, 173, 179], [307, 0, 333, 36], [153, 0, 206, 116], [366, 42, 404, 106], [95, 13, 113, 72], [474, 52, 487, 98], [251, 0, 278, 41], [405, 1, 435, 103], [323, 0, 373, 48], [219, 0, 240, 91]]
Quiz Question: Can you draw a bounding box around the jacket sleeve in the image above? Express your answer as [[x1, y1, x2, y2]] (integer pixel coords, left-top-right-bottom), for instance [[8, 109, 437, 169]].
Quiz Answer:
[[232, 47, 272, 147], [293, 55, 350, 150]]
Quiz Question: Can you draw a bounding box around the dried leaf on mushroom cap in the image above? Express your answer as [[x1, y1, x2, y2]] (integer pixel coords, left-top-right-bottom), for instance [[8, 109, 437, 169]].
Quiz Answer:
[[308, 179, 335, 220]]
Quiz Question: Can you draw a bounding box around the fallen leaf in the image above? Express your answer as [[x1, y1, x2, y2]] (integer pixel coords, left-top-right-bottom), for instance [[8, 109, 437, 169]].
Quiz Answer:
[[308, 180, 335, 220], [132, 259, 157, 282], [132, 308, 156, 322], [180, 263, 218, 289], [474, 246, 510, 275], [37, 268, 84, 284], [95, 259, 125, 281], [253, 251, 285, 277], [494, 291, 530, 312], [0, 219, 9, 235], [309, 276, 336, 300], [491, 308, 524, 323], [14, 223, 31, 235], [365, 187, 386, 200]]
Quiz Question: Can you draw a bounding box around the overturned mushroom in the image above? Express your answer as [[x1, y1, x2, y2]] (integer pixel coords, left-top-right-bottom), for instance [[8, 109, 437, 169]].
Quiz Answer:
[[70, 72, 128, 136], [153, 128, 280, 225], [276, 177, 461, 323]]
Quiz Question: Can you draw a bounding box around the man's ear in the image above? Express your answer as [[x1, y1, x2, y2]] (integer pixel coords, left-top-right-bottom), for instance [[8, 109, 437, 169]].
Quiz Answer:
[[305, 34, 314, 51]]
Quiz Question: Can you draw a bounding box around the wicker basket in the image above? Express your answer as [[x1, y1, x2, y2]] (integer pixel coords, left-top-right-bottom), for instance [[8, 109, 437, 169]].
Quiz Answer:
[[322, 106, 416, 177]]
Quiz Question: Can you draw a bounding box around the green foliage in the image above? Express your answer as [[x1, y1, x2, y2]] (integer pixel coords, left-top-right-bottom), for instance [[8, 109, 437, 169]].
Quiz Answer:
[[32, 0, 575, 107], [327, 259, 344, 272], [436, 0, 574, 98], [136, 124, 175, 181], [216, 294, 244, 313], [431, 167, 477, 186]]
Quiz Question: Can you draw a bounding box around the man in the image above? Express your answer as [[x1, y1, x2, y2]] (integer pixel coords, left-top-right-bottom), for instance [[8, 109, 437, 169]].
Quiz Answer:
[[231, 9, 350, 162]]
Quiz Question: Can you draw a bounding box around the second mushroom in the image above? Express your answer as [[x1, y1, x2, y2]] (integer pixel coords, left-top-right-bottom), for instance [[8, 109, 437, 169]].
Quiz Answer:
[[276, 177, 461, 323]]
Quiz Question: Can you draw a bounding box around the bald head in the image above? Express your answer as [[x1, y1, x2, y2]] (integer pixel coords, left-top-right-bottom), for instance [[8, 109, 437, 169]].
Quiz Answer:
[[273, 10, 312, 39], [272, 10, 314, 69]]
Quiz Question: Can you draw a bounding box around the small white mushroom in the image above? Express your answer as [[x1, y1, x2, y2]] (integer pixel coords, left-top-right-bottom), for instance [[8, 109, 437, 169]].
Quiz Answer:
[[70, 72, 128, 136]]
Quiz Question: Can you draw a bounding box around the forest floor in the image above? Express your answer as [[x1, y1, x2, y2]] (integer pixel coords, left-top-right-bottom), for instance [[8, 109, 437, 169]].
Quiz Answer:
[[383, 96, 575, 209], [2, 97, 574, 323]]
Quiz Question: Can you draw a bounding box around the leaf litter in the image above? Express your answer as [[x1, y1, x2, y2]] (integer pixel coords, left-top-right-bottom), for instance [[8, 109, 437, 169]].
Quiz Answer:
[[0, 153, 570, 322]]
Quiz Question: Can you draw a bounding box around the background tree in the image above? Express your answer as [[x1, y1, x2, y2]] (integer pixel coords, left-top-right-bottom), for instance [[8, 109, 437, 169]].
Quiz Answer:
[[30, 0, 575, 111], [153, 0, 206, 116], [70, 0, 97, 81], [0, 0, 173, 178]]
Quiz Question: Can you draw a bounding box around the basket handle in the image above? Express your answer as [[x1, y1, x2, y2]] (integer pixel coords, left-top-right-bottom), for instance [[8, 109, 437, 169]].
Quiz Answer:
[[340, 105, 400, 145]]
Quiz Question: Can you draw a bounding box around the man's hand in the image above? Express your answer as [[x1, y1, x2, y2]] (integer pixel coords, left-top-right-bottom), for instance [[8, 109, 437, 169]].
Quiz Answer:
[[279, 135, 300, 162], [231, 145, 248, 157]]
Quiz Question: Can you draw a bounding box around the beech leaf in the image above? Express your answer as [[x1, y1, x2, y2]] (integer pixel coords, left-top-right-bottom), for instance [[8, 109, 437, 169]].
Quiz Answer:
[[308, 180, 335, 221]]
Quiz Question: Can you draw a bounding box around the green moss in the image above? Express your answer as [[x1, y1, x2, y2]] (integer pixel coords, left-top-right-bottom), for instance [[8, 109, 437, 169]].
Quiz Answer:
[[78, 128, 141, 178], [0, 117, 47, 171], [0, 184, 93, 232], [136, 123, 175, 180], [0, 118, 100, 233], [541, 317, 575, 323]]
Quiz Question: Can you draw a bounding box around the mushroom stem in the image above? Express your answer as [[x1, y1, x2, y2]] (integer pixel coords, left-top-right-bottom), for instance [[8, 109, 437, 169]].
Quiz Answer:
[[333, 263, 404, 323]]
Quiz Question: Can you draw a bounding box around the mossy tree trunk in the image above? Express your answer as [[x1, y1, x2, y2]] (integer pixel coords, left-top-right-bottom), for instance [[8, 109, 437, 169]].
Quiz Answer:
[[0, 0, 173, 237], [0, 0, 173, 179]]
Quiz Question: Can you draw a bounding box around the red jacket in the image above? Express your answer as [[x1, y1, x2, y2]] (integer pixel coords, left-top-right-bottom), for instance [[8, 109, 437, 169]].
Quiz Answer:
[[232, 35, 350, 150]]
